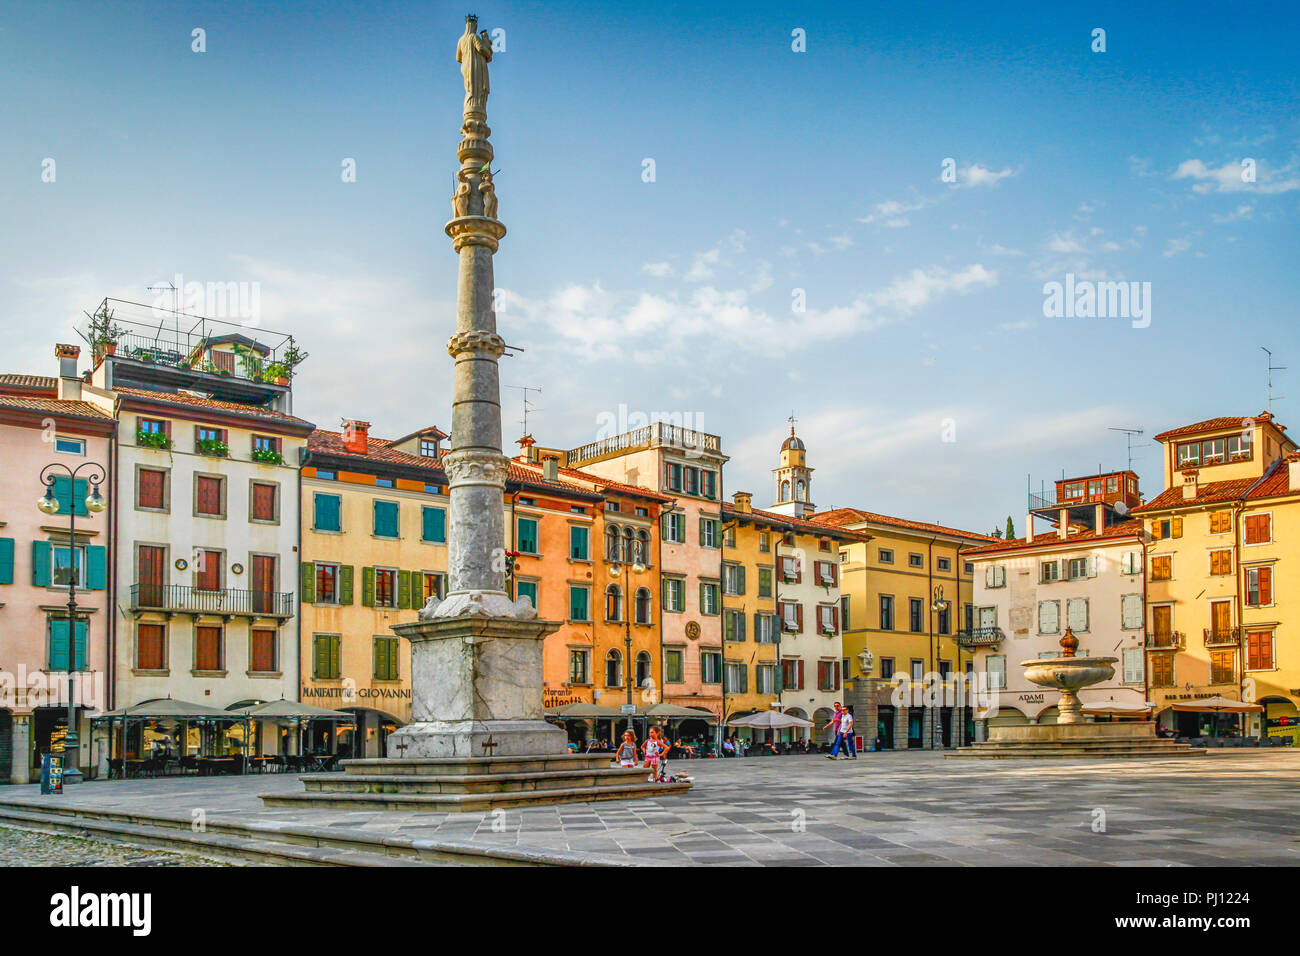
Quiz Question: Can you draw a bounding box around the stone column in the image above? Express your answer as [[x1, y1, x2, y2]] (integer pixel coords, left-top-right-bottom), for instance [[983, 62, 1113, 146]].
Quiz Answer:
[[894, 706, 909, 750], [10, 715, 31, 785]]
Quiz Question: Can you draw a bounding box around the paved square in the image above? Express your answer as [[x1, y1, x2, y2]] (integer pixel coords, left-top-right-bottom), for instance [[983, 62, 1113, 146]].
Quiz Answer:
[[2, 750, 1297, 865]]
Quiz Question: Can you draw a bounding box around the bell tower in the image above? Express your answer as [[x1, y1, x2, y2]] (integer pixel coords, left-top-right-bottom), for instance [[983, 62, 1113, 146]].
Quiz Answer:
[[770, 415, 814, 517]]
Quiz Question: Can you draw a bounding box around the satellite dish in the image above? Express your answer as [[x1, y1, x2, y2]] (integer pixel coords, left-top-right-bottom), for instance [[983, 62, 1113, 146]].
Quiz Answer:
[[1114, 500, 1129, 516]]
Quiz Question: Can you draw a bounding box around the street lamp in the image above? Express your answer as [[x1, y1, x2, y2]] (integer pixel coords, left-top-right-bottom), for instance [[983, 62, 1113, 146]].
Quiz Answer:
[[38, 461, 106, 785], [607, 557, 646, 738], [931, 586, 950, 750]]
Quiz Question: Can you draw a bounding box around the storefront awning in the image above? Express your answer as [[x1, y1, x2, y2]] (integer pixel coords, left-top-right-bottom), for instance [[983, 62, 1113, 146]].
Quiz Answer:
[[728, 710, 814, 729], [544, 702, 626, 719], [1082, 700, 1153, 715], [232, 698, 356, 721], [1169, 696, 1263, 713], [637, 703, 718, 720], [94, 697, 235, 720]]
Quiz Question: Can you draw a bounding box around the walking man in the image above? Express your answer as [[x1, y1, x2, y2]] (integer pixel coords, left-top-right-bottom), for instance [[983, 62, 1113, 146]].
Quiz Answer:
[[822, 702, 843, 759], [837, 707, 857, 759]]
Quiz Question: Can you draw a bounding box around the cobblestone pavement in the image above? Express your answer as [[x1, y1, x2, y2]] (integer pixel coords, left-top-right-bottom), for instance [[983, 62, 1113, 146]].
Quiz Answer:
[[2, 750, 1298, 866], [0, 824, 234, 866]]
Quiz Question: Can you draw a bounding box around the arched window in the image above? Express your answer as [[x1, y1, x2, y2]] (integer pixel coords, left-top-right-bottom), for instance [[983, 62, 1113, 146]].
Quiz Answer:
[[635, 651, 652, 688], [605, 525, 620, 562], [634, 529, 649, 565], [781, 479, 790, 500], [797, 479, 806, 501], [605, 584, 623, 622], [621, 527, 635, 563], [605, 649, 623, 688], [635, 587, 652, 625]]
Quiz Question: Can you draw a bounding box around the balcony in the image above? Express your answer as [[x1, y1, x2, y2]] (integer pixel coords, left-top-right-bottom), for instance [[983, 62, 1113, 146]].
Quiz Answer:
[[1146, 630, 1185, 650], [956, 627, 1005, 648], [568, 421, 723, 465], [1203, 627, 1242, 648], [130, 584, 294, 619]]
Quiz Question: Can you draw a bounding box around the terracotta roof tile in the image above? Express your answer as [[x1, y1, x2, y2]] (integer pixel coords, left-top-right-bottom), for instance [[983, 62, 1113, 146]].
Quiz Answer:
[[0, 395, 112, 420], [814, 507, 997, 543], [968, 520, 1146, 556], [722, 503, 872, 541], [0, 374, 57, 394], [1134, 457, 1299, 512], [1152, 413, 1283, 442], [115, 387, 313, 427]]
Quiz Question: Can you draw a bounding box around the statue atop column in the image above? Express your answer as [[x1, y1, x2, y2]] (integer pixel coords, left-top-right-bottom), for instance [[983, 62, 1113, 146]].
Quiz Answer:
[[457, 15, 492, 120]]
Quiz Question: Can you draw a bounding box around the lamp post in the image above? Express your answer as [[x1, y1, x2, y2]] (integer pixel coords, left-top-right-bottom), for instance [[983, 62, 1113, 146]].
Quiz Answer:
[[607, 556, 646, 738], [930, 585, 950, 749], [38, 461, 107, 785]]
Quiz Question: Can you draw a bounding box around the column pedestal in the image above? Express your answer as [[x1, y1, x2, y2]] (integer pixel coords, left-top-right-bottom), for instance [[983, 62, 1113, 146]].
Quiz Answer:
[[10, 715, 31, 785]]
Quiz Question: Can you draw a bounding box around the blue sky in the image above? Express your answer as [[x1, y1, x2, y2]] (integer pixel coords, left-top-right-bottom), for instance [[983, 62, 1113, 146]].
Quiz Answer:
[[3, 0, 1298, 534]]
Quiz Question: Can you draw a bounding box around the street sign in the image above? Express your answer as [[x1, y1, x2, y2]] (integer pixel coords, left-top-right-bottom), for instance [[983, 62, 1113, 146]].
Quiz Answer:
[[620, 704, 637, 715], [40, 754, 63, 795]]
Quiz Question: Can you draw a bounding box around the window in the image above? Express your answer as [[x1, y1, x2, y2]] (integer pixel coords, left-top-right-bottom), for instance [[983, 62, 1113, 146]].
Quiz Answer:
[[878, 548, 894, 564], [316, 471, 336, 480], [683, 467, 699, 495], [665, 462, 683, 492], [52, 545, 86, 589], [699, 582, 720, 615], [569, 585, 590, 621], [778, 554, 801, 583], [986, 655, 1006, 690], [374, 568, 397, 608], [635, 651, 652, 688], [701, 652, 722, 685], [1209, 650, 1235, 685], [570, 525, 590, 560], [909, 598, 923, 633], [1151, 555, 1172, 581], [818, 604, 839, 635], [374, 637, 400, 680], [138, 468, 166, 510], [314, 492, 341, 532], [605, 584, 623, 622], [1209, 510, 1232, 534], [1150, 653, 1174, 688], [910, 659, 924, 682], [937, 606, 950, 635], [908, 553, 923, 569], [815, 560, 837, 586], [781, 658, 804, 690], [754, 613, 776, 644], [756, 664, 777, 695], [662, 578, 685, 612], [195, 626, 223, 672], [422, 507, 447, 543], [780, 601, 803, 632], [420, 438, 439, 457], [1067, 597, 1089, 633], [964, 561, 974, 575], [879, 595, 894, 630], [665, 648, 684, 684], [724, 661, 747, 694], [757, 567, 772, 598], [1244, 514, 1271, 545], [1246, 631, 1274, 671], [1120, 551, 1142, 574], [136, 623, 165, 671], [1228, 432, 1252, 461], [1067, 557, 1092, 580], [759, 532, 770, 553], [1245, 566, 1272, 606], [251, 628, 277, 673], [937, 557, 950, 572], [723, 563, 745, 595], [55, 437, 85, 455], [251, 482, 277, 522], [1209, 549, 1232, 576], [635, 587, 652, 624], [1121, 647, 1144, 684], [662, 512, 685, 543], [1040, 560, 1059, 583], [313, 634, 341, 680], [138, 417, 167, 438], [569, 648, 590, 684], [252, 434, 280, 454], [840, 596, 850, 631], [1152, 517, 1183, 540], [724, 608, 746, 642], [985, 565, 1006, 588], [1038, 600, 1060, 635], [879, 657, 895, 680], [1121, 593, 1142, 630], [315, 563, 340, 604], [699, 518, 719, 548], [373, 500, 400, 538], [816, 661, 840, 692], [700, 470, 716, 499], [195, 475, 224, 516]]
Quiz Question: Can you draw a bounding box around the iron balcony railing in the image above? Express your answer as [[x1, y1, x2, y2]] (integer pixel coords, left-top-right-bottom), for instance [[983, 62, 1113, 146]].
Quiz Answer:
[[130, 583, 294, 617], [1146, 630, 1185, 649], [1203, 627, 1242, 648], [568, 421, 722, 465], [956, 626, 1005, 648]]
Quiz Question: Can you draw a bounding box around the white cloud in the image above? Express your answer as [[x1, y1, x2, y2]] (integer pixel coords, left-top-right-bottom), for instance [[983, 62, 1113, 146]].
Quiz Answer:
[[957, 163, 1016, 188], [1171, 158, 1300, 195], [1211, 204, 1254, 224], [1162, 237, 1193, 258]]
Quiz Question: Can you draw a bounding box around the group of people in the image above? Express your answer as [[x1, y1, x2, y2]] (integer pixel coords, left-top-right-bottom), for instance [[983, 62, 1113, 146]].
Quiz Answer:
[[615, 726, 685, 782], [821, 701, 858, 759]]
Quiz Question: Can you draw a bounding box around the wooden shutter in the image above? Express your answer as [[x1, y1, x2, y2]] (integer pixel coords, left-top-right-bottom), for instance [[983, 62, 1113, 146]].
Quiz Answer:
[[1245, 514, 1270, 544], [139, 469, 165, 509], [794, 603, 803, 629], [361, 566, 375, 606], [1210, 511, 1230, 533], [0, 537, 13, 585], [339, 565, 354, 605], [196, 476, 222, 515], [195, 626, 222, 671], [313, 636, 330, 678], [31, 540, 51, 586], [398, 570, 412, 609], [300, 562, 315, 603], [252, 483, 276, 520], [49, 619, 70, 671], [86, 546, 106, 590], [1121, 594, 1142, 630], [251, 629, 275, 672], [1259, 567, 1272, 605], [1171, 517, 1183, 538], [1150, 521, 1162, 540], [137, 624, 164, 670], [1247, 632, 1272, 670], [1039, 601, 1059, 633], [1067, 598, 1089, 633], [796, 659, 804, 690], [196, 551, 221, 591], [736, 564, 746, 595]]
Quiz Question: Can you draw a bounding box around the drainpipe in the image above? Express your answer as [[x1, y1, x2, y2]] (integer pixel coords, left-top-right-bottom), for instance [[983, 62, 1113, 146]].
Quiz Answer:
[[107, 400, 119, 713], [926, 534, 938, 748], [296, 446, 306, 706]]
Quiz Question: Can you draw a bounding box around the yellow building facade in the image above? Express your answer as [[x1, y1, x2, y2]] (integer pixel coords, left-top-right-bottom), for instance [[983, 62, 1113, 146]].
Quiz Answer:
[[1135, 413, 1300, 741]]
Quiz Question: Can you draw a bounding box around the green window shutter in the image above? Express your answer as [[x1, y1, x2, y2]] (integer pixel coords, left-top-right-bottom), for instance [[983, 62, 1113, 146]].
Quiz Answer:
[[32, 540, 51, 587], [314, 493, 341, 532], [398, 570, 412, 609], [73, 620, 87, 671], [300, 562, 316, 603], [374, 501, 398, 537], [373, 637, 381, 679], [339, 565, 354, 605], [330, 636, 341, 678], [86, 545, 107, 590], [52, 476, 89, 517], [422, 507, 446, 543], [49, 620, 70, 671], [0, 538, 14, 585], [737, 564, 746, 595], [313, 636, 328, 678], [361, 566, 375, 607]]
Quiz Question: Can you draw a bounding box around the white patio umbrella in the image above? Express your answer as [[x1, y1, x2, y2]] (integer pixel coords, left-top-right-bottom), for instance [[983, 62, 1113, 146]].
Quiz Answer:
[[727, 711, 814, 729]]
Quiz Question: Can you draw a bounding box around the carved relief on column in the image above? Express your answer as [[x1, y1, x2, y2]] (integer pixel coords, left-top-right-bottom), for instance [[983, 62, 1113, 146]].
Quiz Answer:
[[441, 449, 509, 489], [446, 329, 507, 358]]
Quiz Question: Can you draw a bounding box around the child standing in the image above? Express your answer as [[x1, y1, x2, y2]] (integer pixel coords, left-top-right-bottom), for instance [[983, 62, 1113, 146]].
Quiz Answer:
[[616, 730, 638, 767], [642, 726, 665, 781]]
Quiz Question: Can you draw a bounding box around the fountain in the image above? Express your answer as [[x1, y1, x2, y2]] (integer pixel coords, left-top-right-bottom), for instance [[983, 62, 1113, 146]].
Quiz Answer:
[[948, 629, 1205, 759]]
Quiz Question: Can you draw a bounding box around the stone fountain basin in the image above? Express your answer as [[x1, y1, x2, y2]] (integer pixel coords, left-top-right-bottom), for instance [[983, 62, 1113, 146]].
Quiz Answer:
[[1021, 656, 1117, 691]]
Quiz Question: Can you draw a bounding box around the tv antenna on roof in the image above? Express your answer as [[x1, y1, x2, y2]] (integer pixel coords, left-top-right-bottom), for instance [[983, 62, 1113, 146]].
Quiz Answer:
[[1263, 347, 1286, 413], [508, 384, 542, 436], [1108, 426, 1144, 471]]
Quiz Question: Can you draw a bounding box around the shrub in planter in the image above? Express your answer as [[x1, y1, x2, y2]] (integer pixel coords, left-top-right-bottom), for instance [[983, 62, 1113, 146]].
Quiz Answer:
[[196, 438, 229, 458], [137, 430, 172, 450], [251, 447, 283, 465]]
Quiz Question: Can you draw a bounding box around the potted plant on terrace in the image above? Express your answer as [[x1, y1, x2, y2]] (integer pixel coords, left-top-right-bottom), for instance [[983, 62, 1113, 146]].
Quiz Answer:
[[251, 446, 283, 465], [196, 437, 229, 458], [86, 303, 125, 362], [137, 429, 172, 450]]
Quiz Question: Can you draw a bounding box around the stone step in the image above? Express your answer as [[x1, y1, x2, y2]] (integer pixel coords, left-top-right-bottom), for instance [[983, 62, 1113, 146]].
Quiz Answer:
[[262, 780, 691, 813], [969, 739, 1193, 750], [340, 754, 622, 776], [947, 745, 1205, 759], [303, 766, 654, 795]]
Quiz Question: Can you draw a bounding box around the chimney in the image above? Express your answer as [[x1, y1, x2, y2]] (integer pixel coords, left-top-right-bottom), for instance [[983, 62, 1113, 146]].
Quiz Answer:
[[1288, 453, 1300, 493], [55, 344, 81, 400], [541, 455, 559, 482], [1057, 508, 1068, 540], [732, 491, 752, 513], [1181, 468, 1199, 501], [1025, 512, 1034, 542], [1094, 503, 1105, 530], [516, 434, 537, 462], [342, 419, 370, 455]]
